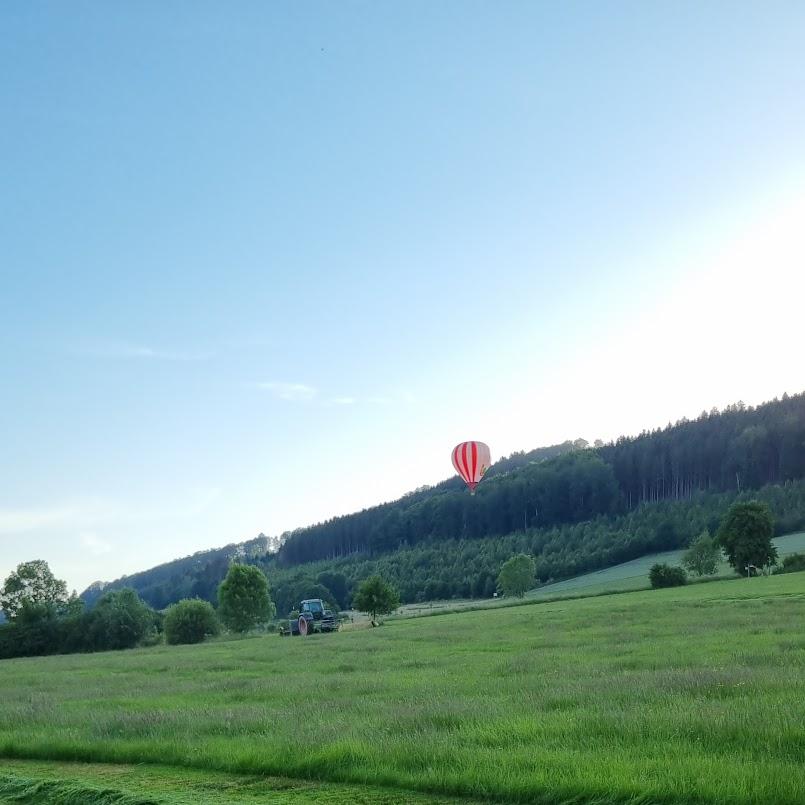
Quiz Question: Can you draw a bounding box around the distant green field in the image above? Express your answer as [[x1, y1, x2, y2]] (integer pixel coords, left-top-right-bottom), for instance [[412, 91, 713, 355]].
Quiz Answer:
[[529, 530, 805, 598], [1, 572, 804, 803], [394, 531, 805, 617]]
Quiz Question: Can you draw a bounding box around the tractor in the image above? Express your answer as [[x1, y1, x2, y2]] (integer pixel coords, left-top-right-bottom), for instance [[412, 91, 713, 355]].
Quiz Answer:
[[288, 598, 339, 636]]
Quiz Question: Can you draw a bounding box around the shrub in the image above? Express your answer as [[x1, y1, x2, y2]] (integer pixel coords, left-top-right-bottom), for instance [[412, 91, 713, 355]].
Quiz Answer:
[[682, 530, 721, 576], [164, 598, 220, 645], [775, 553, 805, 575], [649, 563, 687, 589], [87, 588, 155, 650], [0, 604, 62, 659]]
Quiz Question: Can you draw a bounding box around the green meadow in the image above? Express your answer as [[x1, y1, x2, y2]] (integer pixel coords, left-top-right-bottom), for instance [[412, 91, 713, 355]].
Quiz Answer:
[[528, 530, 805, 599], [2, 573, 804, 804]]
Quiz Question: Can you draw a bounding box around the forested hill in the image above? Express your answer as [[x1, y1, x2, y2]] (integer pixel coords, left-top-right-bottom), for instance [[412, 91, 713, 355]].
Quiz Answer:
[[276, 392, 805, 566], [79, 440, 581, 607], [81, 534, 276, 609], [81, 392, 805, 609]]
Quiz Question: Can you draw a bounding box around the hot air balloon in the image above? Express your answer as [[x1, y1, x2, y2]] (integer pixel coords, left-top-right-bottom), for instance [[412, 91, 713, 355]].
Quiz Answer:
[[451, 441, 491, 494]]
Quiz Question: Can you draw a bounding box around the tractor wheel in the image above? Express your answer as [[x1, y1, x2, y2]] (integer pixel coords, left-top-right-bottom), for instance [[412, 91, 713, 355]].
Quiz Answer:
[[298, 616, 310, 636]]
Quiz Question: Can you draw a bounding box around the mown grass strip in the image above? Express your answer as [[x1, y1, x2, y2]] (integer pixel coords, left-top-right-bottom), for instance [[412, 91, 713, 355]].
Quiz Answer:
[[0, 774, 160, 805], [0, 760, 474, 805]]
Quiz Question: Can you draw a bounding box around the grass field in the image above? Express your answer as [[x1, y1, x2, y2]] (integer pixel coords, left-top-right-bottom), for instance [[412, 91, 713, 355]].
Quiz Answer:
[[1, 572, 804, 804], [529, 530, 805, 598]]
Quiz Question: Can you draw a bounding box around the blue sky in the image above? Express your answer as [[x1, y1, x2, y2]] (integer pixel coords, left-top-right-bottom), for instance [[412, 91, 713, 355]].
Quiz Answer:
[[2, 2, 804, 592]]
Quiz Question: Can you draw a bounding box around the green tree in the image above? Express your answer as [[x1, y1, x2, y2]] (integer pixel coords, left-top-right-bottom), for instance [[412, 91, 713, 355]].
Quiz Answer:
[[682, 530, 721, 576], [717, 500, 777, 574], [1, 560, 69, 620], [352, 575, 400, 623], [316, 571, 349, 609], [164, 598, 220, 645], [217, 563, 275, 633], [497, 553, 535, 597], [289, 581, 337, 614], [88, 588, 154, 650], [0, 603, 61, 658]]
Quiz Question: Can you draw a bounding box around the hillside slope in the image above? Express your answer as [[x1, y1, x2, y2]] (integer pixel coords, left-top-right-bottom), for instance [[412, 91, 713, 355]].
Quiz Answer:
[[277, 392, 805, 565]]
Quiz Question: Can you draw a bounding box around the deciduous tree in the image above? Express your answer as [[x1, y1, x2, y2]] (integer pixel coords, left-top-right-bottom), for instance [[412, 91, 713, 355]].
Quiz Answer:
[[353, 575, 399, 623], [1, 560, 68, 620], [218, 564, 275, 633], [497, 553, 535, 597], [717, 500, 777, 574], [88, 588, 154, 650]]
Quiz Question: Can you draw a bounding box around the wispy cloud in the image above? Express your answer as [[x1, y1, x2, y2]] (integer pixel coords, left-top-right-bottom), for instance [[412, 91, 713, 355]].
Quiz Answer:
[[0, 501, 120, 534], [74, 342, 215, 361], [0, 489, 222, 537], [253, 383, 407, 407], [256, 382, 318, 402], [80, 532, 112, 556]]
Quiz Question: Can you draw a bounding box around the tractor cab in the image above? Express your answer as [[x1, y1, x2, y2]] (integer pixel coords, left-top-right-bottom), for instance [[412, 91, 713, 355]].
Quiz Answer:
[[300, 599, 325, 620]]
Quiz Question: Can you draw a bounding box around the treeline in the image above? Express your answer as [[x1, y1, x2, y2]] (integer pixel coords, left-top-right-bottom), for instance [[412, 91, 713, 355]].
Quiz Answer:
[[81, 534, 272, 610], [276, 393, 805, 566], [0, 589, 159, 660], [278, 450, 621, 565], [1, 563, 277, 660], [262, 479, 805, 608], [276, 438, 590, 564], [599, 394, 805, 505]]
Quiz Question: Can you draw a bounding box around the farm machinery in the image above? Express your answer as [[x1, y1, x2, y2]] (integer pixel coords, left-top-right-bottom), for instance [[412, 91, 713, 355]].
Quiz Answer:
[[285, 598, 339, 636]]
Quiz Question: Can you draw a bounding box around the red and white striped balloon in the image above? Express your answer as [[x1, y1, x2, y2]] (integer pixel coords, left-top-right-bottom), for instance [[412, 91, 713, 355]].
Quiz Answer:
[[451, 441, 491, 494]]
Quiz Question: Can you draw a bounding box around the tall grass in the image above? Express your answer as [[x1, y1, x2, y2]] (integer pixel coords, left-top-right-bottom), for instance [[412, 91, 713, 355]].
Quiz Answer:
[[1, 574, 804, 804]]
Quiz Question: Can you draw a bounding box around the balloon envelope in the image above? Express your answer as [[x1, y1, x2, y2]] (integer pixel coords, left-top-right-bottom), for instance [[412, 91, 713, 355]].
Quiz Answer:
[[451, 441, 491, 493]]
